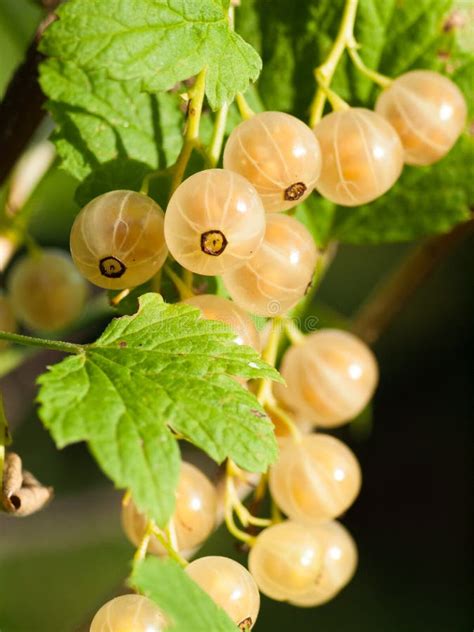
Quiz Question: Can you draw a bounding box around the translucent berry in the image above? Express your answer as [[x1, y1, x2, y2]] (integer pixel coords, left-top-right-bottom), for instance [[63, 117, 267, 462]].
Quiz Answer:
[[313, 108, 403, 206], [164, 169, 266, 276], [7, 249, 87, 332], [70, 190, 168, 290], [222, 214, 318, 317], [0, 291, 16, 348], [276, 329, 378, 427], [248, 521, 323, 601], [289, 521, 358, 607], [122, 462, 217, 554], [185, 556, 260, 629], [224, 111, 322, 212], [269, 434, 361, 524], [183, 294, 260, 351], [90, 594, 166, 632], [375, 70, 467, 166]]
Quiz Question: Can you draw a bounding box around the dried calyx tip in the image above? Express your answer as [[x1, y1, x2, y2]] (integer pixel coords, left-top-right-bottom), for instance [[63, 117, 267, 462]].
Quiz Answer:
[[200, 230, 228, 256], [99, 256, 127, 278], [284, 182, 307, 201]]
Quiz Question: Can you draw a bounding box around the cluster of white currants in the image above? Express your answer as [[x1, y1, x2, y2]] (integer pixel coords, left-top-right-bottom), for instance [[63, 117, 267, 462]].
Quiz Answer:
[[89, 327, 377, 630], [1, 68, 466, 631], [70, 110, 322, 318], [0, 71, 465, 336], [248, 329, 378, 607], [66, 70, 464, 319], [313, 70, 466, 206]]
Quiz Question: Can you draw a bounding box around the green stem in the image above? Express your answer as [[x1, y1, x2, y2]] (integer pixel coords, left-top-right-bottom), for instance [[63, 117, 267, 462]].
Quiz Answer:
[[309, 0, 359, 127], [207, 102, 230, 167], [314, 73, 350, 111], [256, 317, 283, 405], [0, 330, 83, 354], [182, 268, 194, 294], [170, 69, 207, 194], [266, 400, 302, 443], [284, 319, 306, 346], [164, 264, 194, 300], [139, 166, 172, 196], [154, 526, 188, 567], [236, 93, 255, 120], [132, 521, 153, 568], [346, 45, 392, 89]]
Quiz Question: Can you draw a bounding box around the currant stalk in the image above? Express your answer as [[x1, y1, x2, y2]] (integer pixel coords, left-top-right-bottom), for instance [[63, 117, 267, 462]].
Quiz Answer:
[[309, 0, 359, 126], [170, 68, 207, 193]]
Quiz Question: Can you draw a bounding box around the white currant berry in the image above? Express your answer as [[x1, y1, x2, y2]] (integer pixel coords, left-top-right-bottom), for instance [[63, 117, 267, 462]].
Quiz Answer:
[[248, 521, 323, 601], [375, 70, 467, 166], [313, 108, 403, 206], [164, 169, 266, 276], [185, 556, 260, 629], [269, 434, 361, 524], [122, 462, 217, 554], [276, 329, 378, 427], [183, 294, 260, 351], [224, 111, 322, 212], [90, 594, 167, 631], [70, 190, 168, 290], [222, 214, 318, 317], [289, 521, 358, 607], [7, 249, 87, 332]]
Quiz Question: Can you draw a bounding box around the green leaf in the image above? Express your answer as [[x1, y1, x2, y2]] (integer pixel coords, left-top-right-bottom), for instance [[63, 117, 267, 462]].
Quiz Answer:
[[74, 159, 150, 207], [40, 0, 262, 110], [39, 59, 184, 182], [37, 294, 279, 526], [239, 0, 473, 244], [132, 558, 238, 632], [239, 0, 464, 114]]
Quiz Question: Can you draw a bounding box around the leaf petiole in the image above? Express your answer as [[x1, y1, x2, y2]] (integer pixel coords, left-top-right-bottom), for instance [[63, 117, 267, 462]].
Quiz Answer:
[[0, 330, 83, 354]]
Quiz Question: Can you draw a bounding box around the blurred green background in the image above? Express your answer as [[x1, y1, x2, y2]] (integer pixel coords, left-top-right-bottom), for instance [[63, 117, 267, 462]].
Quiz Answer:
[[0, 2, 472, 631]]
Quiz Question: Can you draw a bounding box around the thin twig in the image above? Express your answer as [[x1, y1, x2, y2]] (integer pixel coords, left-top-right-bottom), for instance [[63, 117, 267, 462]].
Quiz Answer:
[[0, 3, 60, 185], [0, 331, 83, 354], [352, 218, 474, 344]]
